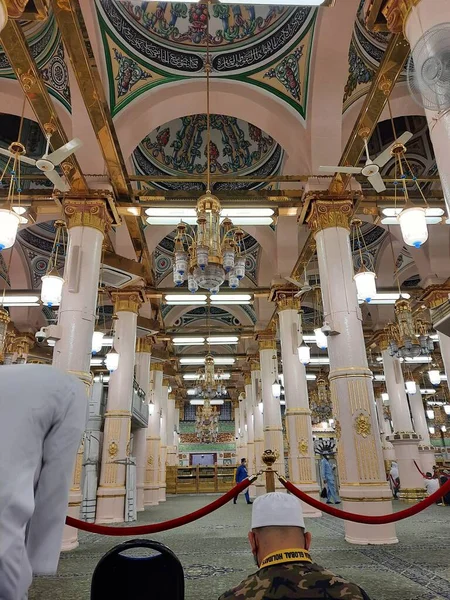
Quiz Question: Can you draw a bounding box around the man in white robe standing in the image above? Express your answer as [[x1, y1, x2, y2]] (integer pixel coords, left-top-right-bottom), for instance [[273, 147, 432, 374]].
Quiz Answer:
[[0, 364, 88, 600]]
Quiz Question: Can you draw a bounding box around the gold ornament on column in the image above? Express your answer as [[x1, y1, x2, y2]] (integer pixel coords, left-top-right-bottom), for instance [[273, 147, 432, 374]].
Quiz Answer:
[[64, 198, 112, 236], [298, 439, 309, 456], [108, 441, 119, 459], [306, 198, 354, 233], [354, 413, 371, 438]]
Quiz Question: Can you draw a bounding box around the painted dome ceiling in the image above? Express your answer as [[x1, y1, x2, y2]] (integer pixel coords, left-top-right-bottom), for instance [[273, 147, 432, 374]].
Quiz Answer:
[[132, 113, 284, 191]]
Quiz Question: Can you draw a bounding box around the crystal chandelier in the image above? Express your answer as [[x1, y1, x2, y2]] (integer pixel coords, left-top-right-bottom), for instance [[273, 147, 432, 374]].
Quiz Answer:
[[194, 354, 221, 443], [172, 6, 245, 294], [386, 299, 434, 359], [309, 375, 332, 425]]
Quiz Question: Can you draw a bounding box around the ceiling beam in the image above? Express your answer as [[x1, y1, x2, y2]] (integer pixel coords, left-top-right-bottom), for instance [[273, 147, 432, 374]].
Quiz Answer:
[[0, 20, 88, 192], [50, 0, 153, 284]]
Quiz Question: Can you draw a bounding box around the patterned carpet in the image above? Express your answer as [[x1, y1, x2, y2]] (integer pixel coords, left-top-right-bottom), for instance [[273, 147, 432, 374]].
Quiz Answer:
[[29, 496, 450, 600]]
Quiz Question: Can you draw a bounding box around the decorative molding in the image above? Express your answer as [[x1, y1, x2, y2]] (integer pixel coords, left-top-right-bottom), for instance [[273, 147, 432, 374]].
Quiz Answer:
[[419, 284, 450, 310], [275, 291, 301, 312], [151, 362, 164, 372], [307, 197, 355, 233], [64, 198, 113, 235], [111, 289, 145, 314], [298, 439, 308, 456], [381, 0, 419, 34], [354, 413, 371, 438], [6, 0, 30, 19]]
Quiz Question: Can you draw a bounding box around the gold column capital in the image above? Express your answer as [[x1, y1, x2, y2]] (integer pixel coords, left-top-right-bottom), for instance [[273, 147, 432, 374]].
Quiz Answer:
[[371, 330, 389, 352], [257, 336, 277, 351], [13, 332, 35, 355], [168, 392, 176, 401], [64, 198, 113, 236], [244, 374, 252, 385], [162, 378, 170, 388], [136, 336, 152, 354], [111, 289, 145, 314], [250, 361, 261, 372], [274, 291, 301, 312], [419, 284, 450, 310], [306, 197, 354, 234], [381, 0, 419, 34], [151, 362, 164, 372]]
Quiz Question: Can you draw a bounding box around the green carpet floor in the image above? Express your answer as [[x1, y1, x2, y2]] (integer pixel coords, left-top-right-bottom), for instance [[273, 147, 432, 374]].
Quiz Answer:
[[29, 495, 450, 600]]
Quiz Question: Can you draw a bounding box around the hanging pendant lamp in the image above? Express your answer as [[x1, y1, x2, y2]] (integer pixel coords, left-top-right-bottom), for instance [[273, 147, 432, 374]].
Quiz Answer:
[[105, 346, 120, 372], [91, 330, 105, 354], [40, 221, 66, 307], [297, 341, 311, 365], [398, 204, 428, 248]]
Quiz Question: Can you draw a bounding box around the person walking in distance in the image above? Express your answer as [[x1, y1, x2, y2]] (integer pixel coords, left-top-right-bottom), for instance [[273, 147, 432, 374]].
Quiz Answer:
[[219, 492, 371, 599], [0, 365, 88, 600], [320, 454, 340, 505], [234, 458, 252, 505]]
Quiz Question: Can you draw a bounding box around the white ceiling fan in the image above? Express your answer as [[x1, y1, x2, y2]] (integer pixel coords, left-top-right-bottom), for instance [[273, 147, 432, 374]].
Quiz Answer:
[[284, 266, 312, 298], [0, 133, 83, 192], [318, 131, 413, 193]]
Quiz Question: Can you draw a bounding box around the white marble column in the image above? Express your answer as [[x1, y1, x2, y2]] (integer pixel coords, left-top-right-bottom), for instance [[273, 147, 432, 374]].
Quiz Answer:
[[251, 363, 265, 497], [375, 395, 396, 468], [144, 364, 162, 506], [167, 392, 177, 467], [277, 296, 321, 517], [308, 197, 397, 544], [96, 291, 142, 523], [409, 387, 435, 474], [258, 336, 285, 488], [381, 348, 425, 499], [134, 337, 152, 512], [159, 378, 169, 502], [234, 404, 241, 455], [53, 199, 110, 550], [81, 381, 103, 523], [245, 375, 256, 498], [239, 393, 248, 461], [438, 333, 450, 393]]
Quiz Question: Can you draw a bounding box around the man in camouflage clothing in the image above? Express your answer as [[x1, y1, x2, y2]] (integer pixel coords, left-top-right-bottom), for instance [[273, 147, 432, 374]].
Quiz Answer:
[[219, 493, 371, 600]]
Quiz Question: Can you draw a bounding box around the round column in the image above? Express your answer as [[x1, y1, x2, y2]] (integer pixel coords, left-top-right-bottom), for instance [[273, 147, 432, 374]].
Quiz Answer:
[[167, 392, 177, 467], [258, 336, 285, 487], [144, 364, 163, 506], [134, 337, 152, 512], [96, 290, 142, 523], [245, 375, 256, 498], [381, 347, 425, 500], [438, 333, 450, 392], [54, 198, 110, 550], [159, 378, 169, 502], [409, 387, 435, 474], [239, 392, 248, 461], [375, 395, 396, 469], [277, 295, 321, 517], [308, 197, 397, 544], [234, 402, 241, 455], [251, 363, 265, 497]]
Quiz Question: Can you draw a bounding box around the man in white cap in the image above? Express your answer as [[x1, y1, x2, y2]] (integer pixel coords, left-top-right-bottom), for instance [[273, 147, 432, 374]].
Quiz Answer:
[[0, 365, 88, 600], [219, 492, 371, 599]]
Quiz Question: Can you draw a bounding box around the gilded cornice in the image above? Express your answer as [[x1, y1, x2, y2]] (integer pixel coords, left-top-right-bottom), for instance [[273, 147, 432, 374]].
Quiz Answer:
[[111, 289, 145, 314], [371, 330, 389, 352], [64, 198, 114, 235], [306, 197, 355, 234], [136, 336, 152, 354], [382, 0, 419, 34], [419, 284, 450, 310]]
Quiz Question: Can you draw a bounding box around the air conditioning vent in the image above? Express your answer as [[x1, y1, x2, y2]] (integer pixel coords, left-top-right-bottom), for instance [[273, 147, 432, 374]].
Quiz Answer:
[[101, 265, 139, 289]]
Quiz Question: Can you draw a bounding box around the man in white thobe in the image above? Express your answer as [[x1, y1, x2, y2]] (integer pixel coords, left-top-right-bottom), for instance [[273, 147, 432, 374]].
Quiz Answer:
[[0, 365, 88, 600]]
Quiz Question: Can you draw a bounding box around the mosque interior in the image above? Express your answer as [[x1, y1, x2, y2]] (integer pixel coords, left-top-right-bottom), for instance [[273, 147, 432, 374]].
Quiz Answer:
[[1, 0, 450, 598]]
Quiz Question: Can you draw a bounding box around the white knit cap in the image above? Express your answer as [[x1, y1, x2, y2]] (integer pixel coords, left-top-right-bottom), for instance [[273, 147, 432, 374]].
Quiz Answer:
[[251, 492, 305, 530]]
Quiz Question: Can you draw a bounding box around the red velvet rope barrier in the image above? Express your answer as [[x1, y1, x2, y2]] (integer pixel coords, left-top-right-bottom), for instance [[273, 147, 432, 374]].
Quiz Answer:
[[280, 476, 450, 524], [413, 460, 428, 478], [65, 477, 253, 536]]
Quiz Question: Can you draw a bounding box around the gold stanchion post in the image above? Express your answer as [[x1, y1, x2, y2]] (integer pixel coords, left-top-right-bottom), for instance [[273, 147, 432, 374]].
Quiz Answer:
[[262, 449, 278, 493]]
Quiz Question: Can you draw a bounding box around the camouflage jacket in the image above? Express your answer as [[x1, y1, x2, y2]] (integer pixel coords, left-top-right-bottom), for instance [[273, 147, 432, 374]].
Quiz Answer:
[[218, 561, 371, 600]]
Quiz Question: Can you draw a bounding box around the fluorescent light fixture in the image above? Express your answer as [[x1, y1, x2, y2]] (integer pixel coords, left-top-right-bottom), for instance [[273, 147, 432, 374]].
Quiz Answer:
[[189, 399, 224, 405], [187, 389, 197, 395], [206, 336, 239, 344], [190, 399, 204, 405], [381, 216, 441, 225], [373, 374, 386, 381], [223, 217, 273, 225], [165, 294, 207, 302], [166, 301, 207, 306], [306, 374, 317, 380], [145, 208, 196, 217], [217, 0, 326, 4], [146, 215, 273, 226], [382, 207, 444, 217], [90, 358, 104, 366], [210, 300, 251, 305], [213, 295, 251, 301], [302, 335, 317, 343], [0, 295, 40, 304], [221, 209, 274, 217], [173, 337, 205, 344], [2, 302, 40, 307], [308, 357, 330, 364], [404, 356, 432, 363], [179, 357, 235, 365], [93, 375, 110, 383], [183, 372, 231, 380], [421, 389, 437, 395]]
